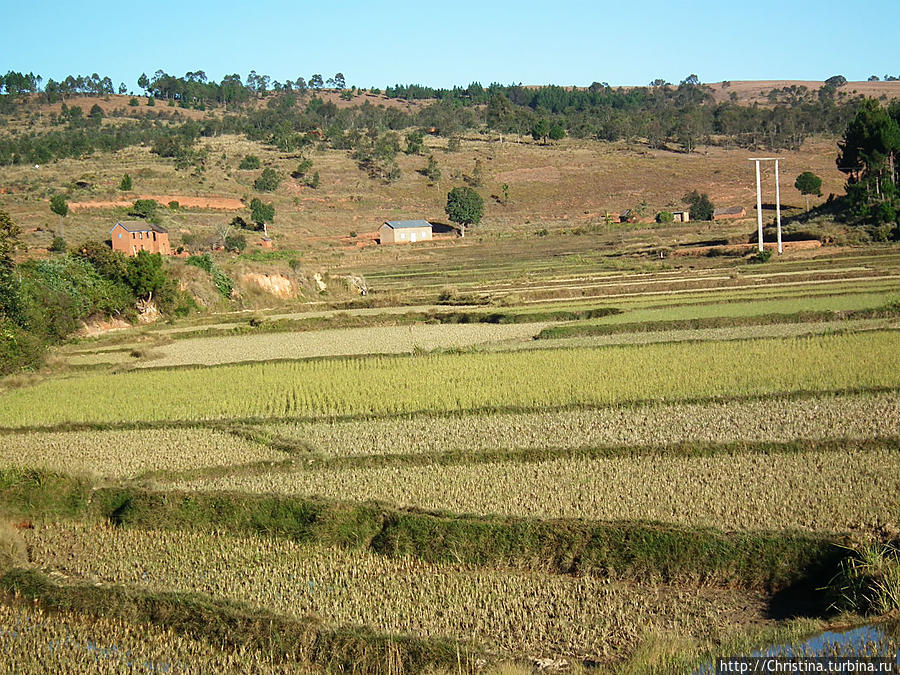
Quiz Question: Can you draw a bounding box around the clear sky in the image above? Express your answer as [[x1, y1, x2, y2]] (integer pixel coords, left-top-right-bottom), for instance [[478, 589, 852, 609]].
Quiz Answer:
[[4, 0, 898, 90]]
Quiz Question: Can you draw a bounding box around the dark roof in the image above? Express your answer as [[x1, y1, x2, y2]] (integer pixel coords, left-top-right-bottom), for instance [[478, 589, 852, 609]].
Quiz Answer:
[[713, 207, 745, 216], [383, 219, 432, 229], [111, 221, 168, 234]]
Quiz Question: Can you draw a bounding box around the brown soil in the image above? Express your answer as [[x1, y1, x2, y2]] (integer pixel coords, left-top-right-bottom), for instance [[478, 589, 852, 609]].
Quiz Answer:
[[69, 194, 245, 211]]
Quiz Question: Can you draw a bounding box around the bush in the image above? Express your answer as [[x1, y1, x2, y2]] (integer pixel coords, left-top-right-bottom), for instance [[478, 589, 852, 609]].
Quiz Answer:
[[129, 199, 159, 219], [49, 236, 66, 253], [750, 249, 773, 263], [239, 155, 261, 170], [224, 234, 247, 253], [656, 211, 674, 223], [119, 173, 132, 191], [254, 167, 281, 192], [0, 320, 45, 376], [128, 98, 139, 107], [186, 253, 233, 298], [168, 200, 179, 210]]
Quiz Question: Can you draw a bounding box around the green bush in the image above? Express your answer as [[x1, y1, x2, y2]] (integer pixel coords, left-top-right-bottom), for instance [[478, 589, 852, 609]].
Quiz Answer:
[[119, 173, 133, 191], [750, 249, 773, 263], [239, 155, 261, 170], [0, 320, 45, 376], [129, 199, 159, 219], [49, 236, 66, 253], [254, 167, 281, 192], [186, 254, 234, 298], [656, 211, 674, 223], [224, 234, 247, 253]]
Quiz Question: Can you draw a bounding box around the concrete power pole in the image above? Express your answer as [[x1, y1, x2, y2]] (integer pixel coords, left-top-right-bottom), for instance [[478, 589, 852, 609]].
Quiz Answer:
[[748, 158, 783, 254]]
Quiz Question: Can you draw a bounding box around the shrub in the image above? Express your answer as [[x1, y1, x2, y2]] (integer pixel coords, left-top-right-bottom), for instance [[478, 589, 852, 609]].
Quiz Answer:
[[129, 199, 158, 219], [656, 211, 674, 223], [254, 168, 281, 192], [119, 174, 132, 191], [239, 155, 261, 170], [168, 201, 179, 210], [128, 98, 139, 107], [224, 234, 247, 253], [750, 249, 773, 263], [49, 237, 66, 253]]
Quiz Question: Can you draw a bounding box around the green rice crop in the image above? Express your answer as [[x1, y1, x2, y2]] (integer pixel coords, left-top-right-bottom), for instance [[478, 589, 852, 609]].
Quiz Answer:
[[173, 446, 900, 534], [25, 523, 766, 661], [1, 332, 897, 428], [258, 392, 900, 457], [0, 429, 288, 479], [569, 291, 900, 326]]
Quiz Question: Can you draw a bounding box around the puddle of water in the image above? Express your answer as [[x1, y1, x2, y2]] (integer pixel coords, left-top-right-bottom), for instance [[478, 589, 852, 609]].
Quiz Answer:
[[696, 621, 900, 673]]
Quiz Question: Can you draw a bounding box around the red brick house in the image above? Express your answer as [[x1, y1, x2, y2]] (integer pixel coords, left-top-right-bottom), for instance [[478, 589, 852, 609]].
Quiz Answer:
[[110, 221, 172, 257]]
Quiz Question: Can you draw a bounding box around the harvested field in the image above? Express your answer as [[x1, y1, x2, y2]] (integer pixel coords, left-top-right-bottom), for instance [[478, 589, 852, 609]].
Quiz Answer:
[[0, 429, 288, 479], [134, 322, 553, 368], [257, 392, 900, 457], [174, 446, 900, 533], [1, 332, 896, 428], [0, 604, 306, 674], [25, 523, 769, 661]]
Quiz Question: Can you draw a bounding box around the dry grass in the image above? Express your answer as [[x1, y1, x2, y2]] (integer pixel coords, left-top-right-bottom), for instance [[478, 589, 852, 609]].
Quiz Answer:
[[172, 446, 900, 533]]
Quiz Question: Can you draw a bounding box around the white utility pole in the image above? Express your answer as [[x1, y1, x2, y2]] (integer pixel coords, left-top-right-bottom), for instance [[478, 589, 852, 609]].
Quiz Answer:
[[748, 158, 783, 254], [774, 159, 782, 254]]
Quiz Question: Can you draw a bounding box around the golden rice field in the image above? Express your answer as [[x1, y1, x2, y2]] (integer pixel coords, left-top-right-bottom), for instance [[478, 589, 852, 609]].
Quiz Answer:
[[1, 332, 897, 428], [0, 603, 309, 674], [134, 322, 553, 368], [259, 391, 900, 456], [173, 446, 900, 533], [24, 523, 766, 661], [0, 429, 289, 479]]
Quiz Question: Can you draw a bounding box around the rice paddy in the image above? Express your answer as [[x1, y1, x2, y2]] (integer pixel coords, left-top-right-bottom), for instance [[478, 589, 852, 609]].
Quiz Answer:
[[1, 331, 897, 428], [2, 244, 899, 672], [0, 429, 289, 479], [256, 391, 900, 457], [23, 523, 767, 661], [171, 445, 900, 533]]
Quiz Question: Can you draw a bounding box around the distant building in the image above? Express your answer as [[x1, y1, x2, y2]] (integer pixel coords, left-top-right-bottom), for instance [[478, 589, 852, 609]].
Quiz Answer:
[[713, 207, 747, 220], [110, 221, 171, 257], [259, 237, 274, 249], [378, 219, 433, 244], [619, 209, 636, 223], [672, 210, 690, 223]]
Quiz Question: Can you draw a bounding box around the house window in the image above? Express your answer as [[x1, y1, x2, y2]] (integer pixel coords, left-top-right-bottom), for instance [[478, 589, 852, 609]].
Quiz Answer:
[[118, 233, 122, 239]]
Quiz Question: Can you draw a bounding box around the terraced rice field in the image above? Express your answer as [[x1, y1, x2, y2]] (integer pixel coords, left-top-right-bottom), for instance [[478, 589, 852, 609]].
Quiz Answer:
[[133, 322, 552, 368], [172, 445, 900, 533], [1, 332, 897, 428], [3, 249, 900, 672], [24, 523, 766, 661], [0, 604, 308, 674], [257, 392, 900, 456], [0, 429, 288, 479]]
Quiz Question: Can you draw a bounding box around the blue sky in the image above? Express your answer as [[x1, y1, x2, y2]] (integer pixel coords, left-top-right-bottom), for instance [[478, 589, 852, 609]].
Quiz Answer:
[[4, 0, 898, 90]]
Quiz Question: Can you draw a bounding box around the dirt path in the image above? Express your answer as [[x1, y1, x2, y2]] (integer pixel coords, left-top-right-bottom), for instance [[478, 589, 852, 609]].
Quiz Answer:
[[69, 194, 245, 211]]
